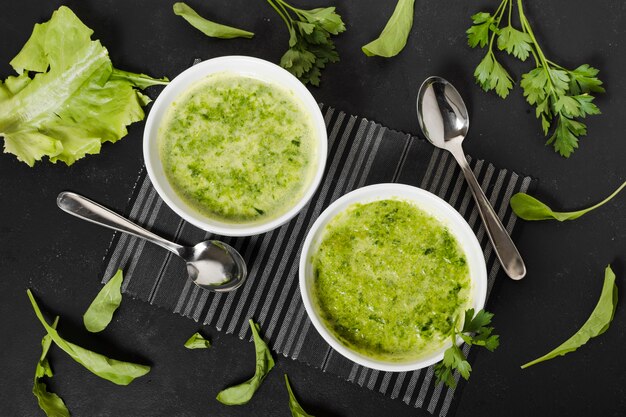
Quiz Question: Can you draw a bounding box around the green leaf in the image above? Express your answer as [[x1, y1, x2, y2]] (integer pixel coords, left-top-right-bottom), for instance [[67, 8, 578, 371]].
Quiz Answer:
[[497, 26, 533, 61], [568, 64, 605, 95], [434, 361, 456, 388], [521, 265, 618, 368], [280, 47, 316, 78], [27, 289, 150, 386], [466, 12, 494, 48], [284, 374, 314, 417], [520, 67, 549, 105], [462, 309, 493, 333], [510, 180, 626, 221], [173, 2, 253, 39], [362, 0, 415, 58], [298, 7, 345, 35], [184, 332, 211, 349], [216, 319, 275, 405], [33, 317, 71, 417], [109, 69, 169, 89], [83, 269, 123, 333], [547, 114, 586, 157], [0, 6, 165, 167], [474, 53, 513, 98]]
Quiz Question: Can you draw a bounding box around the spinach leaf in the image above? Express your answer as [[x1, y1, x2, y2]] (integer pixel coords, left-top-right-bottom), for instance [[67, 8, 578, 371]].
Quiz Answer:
[[83, 269, 123, 333], [173, 2, 254, 39], [184, 332, 211, 349], [33, 317, 71, 417], [511, 180, 626, 221], [521, 265, 618, 368], [216, 319, 275, 405], [362, 0, 415, 57], [0, 6, 168, 167], [27, 289, 150, 385], [285, 374, 314, 417]]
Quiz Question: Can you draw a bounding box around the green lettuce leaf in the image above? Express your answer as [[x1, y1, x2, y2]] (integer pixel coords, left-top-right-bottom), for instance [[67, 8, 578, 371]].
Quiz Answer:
[[33, 317, 71, 417], [0, 6, 168, 166], [83, 269, 124, 333]]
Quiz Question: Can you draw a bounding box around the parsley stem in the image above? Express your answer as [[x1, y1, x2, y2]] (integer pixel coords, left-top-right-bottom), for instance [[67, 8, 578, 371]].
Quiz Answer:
[[488, 0, 509, 53], [266, 0, 292, 31]]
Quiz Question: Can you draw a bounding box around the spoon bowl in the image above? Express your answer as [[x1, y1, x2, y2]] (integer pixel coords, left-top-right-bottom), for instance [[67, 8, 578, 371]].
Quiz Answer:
[[57, 191, 247, 292], [416, 76, 526, 280]]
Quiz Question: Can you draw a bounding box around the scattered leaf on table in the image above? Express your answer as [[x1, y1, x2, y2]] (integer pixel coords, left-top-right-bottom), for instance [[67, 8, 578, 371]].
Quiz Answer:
[[83, 269, 123, 333], [33, 316, 71, 417], [284, 374, 314, 417], [184, 332, 211, 349], [362, 0, 415, 58], [511, 180, 626, 221], [216, 319, 275, 405], [521, 265, 618, 368], [173, 2, 254, 39], [0, 6, 168, 166], [27, 289, 150, 386]]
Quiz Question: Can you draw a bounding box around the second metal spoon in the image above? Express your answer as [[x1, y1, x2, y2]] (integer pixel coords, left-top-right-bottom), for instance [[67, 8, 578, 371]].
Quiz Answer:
[[57, 191, 247, 291], [416, 76, 526, 280]]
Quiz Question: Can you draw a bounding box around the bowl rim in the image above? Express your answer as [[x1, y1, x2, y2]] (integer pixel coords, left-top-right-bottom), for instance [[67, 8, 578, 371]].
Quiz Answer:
[[299, 183, 488, 372], [143, 55, 328, 237]]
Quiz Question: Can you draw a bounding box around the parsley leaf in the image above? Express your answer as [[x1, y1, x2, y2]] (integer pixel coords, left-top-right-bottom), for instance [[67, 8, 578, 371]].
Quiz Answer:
[[434, 309, 499, 388], [266, 0, 345, 86], [467, 0, 604, 157]]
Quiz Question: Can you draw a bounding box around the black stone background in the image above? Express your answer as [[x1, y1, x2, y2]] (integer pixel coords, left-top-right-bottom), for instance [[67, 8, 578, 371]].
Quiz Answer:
[[1, 1, 625, 416]]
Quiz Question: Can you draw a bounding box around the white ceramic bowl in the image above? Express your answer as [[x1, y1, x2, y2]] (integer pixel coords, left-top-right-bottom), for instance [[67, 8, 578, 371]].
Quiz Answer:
[[143, 56, 328, 236], [299, 183, 487, 372]]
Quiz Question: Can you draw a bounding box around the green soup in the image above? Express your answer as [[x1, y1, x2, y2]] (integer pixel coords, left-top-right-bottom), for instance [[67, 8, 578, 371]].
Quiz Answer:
[[159, 72, 317, 223], [312, 199, 471, 362]]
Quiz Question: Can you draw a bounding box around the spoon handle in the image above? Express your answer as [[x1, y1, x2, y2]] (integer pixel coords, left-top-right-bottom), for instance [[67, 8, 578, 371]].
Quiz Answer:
[[448, 147, 526, 280], [57, 191, 184, 256]]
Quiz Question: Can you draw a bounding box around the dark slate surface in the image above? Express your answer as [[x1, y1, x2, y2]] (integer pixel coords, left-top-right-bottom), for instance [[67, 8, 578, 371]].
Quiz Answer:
[[0, 1, 624, 416]]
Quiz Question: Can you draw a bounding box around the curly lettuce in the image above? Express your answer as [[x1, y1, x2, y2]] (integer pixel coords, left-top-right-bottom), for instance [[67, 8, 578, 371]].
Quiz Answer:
[[0, 6, 168, 166]]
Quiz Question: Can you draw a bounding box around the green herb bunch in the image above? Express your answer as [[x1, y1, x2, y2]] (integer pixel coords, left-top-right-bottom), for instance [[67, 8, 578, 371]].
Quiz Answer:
[[266, 0, 346, 86], [467, 0, 604, 158], [434, 309, 499, 388]]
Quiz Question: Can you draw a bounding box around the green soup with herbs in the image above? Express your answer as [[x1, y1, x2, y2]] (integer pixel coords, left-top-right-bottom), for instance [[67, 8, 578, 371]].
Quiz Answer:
[[159, 72, 317, 223], [312, 199, 472, 362]]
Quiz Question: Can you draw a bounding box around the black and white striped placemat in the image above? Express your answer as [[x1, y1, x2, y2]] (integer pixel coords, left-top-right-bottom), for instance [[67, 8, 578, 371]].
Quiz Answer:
[[101, 105, 535, 416]]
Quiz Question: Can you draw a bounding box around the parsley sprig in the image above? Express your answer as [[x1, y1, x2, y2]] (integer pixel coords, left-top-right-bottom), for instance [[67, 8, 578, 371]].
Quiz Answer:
[[467, 0, 604, 158], [266, 0, 345, 86], [434, 309, 500, 388]]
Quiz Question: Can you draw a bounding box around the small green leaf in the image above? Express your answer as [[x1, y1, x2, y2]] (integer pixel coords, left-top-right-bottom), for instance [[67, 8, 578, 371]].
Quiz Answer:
[[109, 69, 169, 89], [83, 269, 123, 333], [27, 289, 150, 386], [510, 180, 626, 221], [568, 64, 605, 95], [285, 375, 315, 417], [497, 26, 533, 61], [184, 332, 211, 349], [216, 319, 275, 405], [466, 12, 494, 48], [173, 2, 254, 39], [33, 317, 71, 417], [362, 0, 415, 58], [521, 266, 618, 368], [474, 53, 513, 98]]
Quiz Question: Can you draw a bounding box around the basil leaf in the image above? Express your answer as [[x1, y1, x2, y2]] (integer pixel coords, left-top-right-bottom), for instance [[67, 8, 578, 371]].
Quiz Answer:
[[285, 374, 314, 417], [184, 332, 211, 349], [173, 2, 254, 39], [33, 317, 71, 417], [362, 0, 415, 58], [27, 289, 150, 385], [83, 269, 123, 333], [521, 265, 618, 368], [216, 319, 275, 405], [510, 180, 626, 221]]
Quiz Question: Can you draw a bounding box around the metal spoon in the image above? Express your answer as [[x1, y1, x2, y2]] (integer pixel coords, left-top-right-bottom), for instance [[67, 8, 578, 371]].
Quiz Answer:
[[57, 191, 247, 291], [416, 76, 526, 280]]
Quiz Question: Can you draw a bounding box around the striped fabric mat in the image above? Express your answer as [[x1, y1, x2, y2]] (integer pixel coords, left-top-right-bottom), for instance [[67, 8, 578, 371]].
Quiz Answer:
[[101, 105, 534, 416]]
